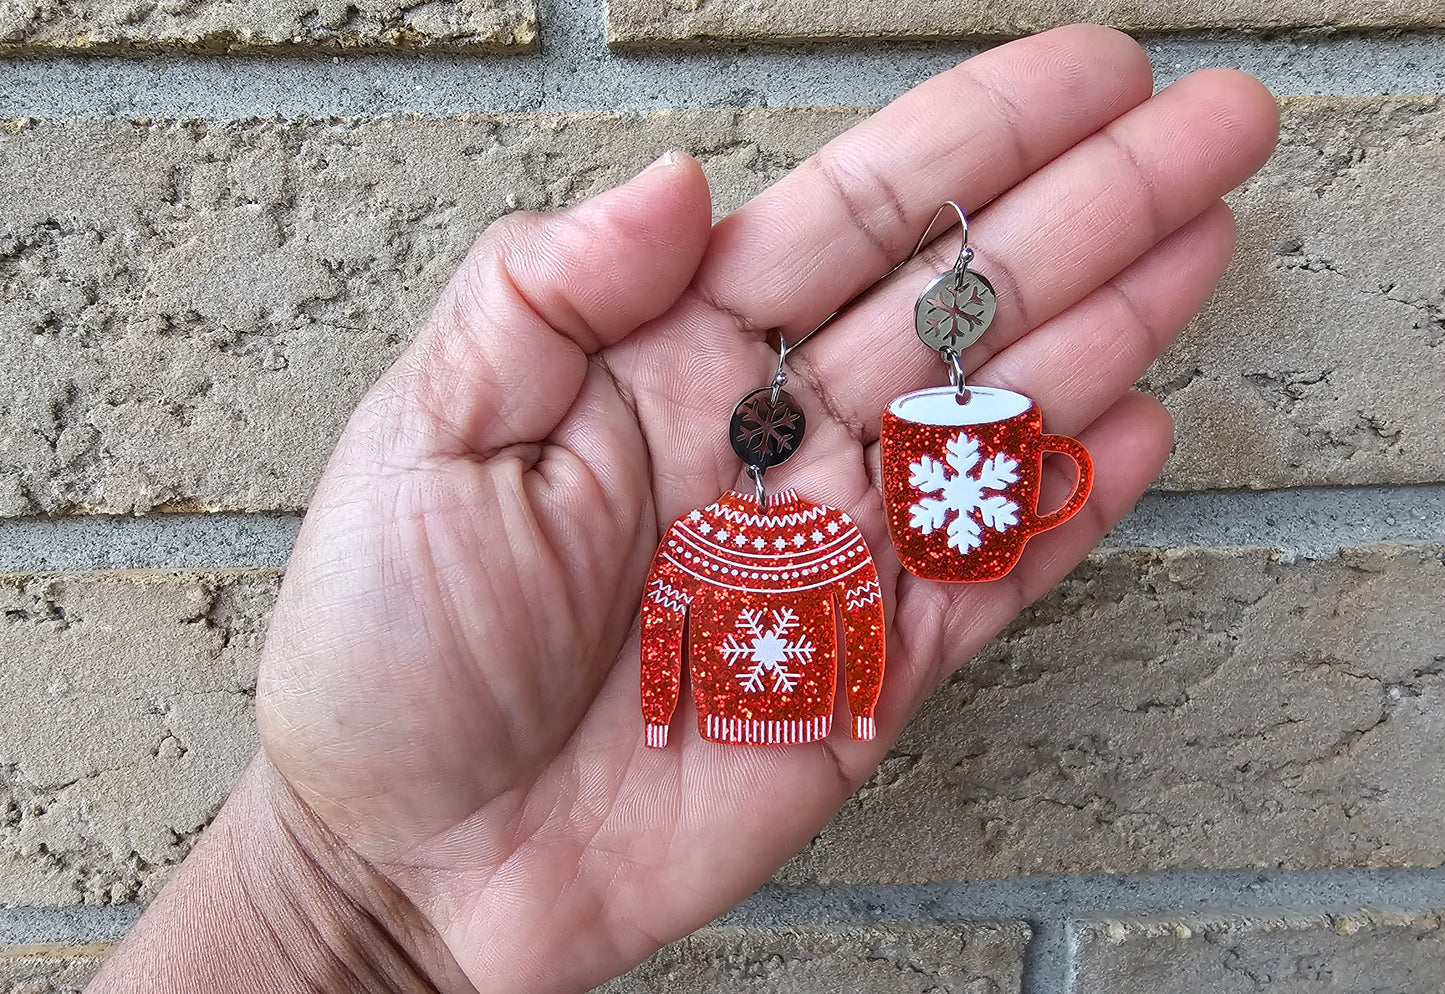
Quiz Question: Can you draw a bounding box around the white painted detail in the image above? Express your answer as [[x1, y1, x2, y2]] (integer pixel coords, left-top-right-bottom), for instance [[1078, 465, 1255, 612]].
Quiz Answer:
[[721, 607, 814, 693], [646, 576, 693, 614], [844, 577, 882, 610], [645, 723, 669, 748], [889, 385, 1031, 426], [908, 431, 1020, 552], [852, 716, 876, 741], [704, 714, 833, 744]]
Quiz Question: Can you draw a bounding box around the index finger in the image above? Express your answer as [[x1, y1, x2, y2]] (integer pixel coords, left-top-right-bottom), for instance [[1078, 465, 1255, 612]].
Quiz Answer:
[[692, 24, 1155, 343]]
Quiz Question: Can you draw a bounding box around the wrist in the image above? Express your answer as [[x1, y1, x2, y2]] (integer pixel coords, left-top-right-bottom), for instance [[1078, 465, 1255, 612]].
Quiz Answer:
[[87, 756, 469, 994]]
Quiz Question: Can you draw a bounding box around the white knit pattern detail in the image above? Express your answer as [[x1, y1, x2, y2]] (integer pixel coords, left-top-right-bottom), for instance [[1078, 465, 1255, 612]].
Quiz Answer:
[[703, 714, 832, 745], [665, 554, 871, 594], [646, 576, 693, 614], [844, 578, 882, 611], [706, 493, 829, 529]]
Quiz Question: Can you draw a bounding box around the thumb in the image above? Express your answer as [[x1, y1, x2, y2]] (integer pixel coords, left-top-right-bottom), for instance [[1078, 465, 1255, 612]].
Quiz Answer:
[[364, 151, 713, 460]]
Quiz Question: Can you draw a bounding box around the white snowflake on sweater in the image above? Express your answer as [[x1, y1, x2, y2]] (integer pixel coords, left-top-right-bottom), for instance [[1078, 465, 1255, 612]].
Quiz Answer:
[[721, 608, 815, 694], [908, 431, 1021, 551]]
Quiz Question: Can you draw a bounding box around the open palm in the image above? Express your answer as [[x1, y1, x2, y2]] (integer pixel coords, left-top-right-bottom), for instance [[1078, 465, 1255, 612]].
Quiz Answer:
[[253, 26, 1278, 994]]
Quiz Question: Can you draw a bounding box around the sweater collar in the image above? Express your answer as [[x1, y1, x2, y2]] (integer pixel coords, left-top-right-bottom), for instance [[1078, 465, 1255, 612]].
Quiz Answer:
[[720, 486, 803, 514]]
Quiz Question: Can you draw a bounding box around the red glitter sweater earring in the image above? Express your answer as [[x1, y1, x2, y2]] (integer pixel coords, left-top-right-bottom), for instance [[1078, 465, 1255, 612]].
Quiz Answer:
[[640, 342, 886, 748]]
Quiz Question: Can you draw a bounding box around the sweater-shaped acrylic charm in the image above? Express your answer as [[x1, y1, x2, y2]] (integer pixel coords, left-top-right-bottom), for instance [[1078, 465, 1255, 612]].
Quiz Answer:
[[640, 489, 885, 747], [880, 202, 1093, 583]]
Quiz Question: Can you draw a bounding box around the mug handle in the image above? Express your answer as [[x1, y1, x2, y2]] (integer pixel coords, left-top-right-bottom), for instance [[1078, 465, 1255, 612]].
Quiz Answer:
[[1028, 435, 1094, 535]]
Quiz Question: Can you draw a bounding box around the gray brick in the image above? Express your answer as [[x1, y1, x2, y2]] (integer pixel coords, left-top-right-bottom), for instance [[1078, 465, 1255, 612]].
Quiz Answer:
[[782, 545, 1445, 884], [597, 922, 1027, 994], [1074, 910, 1445, 993], [0, 0, 535, 53], [1, 99, 1441, 514], [0, 571, 274, 906], [607, 0, 1445, 46], [0, 943, 109, 994]]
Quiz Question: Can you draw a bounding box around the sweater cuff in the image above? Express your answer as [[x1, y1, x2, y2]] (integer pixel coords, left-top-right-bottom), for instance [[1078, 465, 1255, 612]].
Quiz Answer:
[[851, 715, 876, 742], [645, 723, 670, 749]]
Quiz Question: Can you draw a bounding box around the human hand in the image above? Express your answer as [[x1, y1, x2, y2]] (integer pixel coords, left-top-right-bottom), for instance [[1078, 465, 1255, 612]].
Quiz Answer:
[[88, 24, 1279, 994]]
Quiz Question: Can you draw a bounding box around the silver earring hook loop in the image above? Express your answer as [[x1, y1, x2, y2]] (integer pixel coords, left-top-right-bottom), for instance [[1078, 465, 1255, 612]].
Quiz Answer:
[[748, 464, 767, 507], [770, 335, 790, 403], [940, 346, 970, 405], [909, 200, 973, 283]]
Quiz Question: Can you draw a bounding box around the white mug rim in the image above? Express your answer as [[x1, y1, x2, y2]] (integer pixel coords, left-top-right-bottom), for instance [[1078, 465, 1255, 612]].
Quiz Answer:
[[887, 385, 1033, 427]]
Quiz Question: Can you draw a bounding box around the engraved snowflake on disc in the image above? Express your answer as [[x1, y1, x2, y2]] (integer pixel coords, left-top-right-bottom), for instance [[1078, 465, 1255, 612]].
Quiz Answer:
[[915, 271, 997, 353], [729, 388, 806, 469]]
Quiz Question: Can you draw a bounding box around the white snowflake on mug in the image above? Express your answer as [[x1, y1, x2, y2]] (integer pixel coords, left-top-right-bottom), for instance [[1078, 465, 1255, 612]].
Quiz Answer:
[[908, 431, 1021, 551], [721, 607, 815, 694]]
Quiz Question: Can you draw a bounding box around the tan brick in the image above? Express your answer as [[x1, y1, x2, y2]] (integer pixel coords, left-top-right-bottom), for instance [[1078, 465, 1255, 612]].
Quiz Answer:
[[1, 98, 1441, 514], [598, 922, 1027, 994], [782, 545, 1445, 884], [0, 571, 274, 906], [1148, 97, 1445, 490], [0, 110, 861, 516], [1074, 910, 1445, 993], [5, 547, 1442, 905], [0, 943, 111, 994], [607, 0, 1445, 46], [0, 0, 535, 53]]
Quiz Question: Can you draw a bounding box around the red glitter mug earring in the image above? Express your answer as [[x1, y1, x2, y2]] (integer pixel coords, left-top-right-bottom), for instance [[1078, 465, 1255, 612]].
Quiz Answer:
[[880, 203, 1094, 583], [639, 339, 886, 748]]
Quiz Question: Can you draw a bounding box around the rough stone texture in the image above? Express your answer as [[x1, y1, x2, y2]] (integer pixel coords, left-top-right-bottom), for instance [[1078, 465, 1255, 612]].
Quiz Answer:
[[0, 570, 274, 906], [1148, 97, 1445, 491], [1, 99, 1442, 514], [0, 110, 861, 516], [782, 545, 1445, 884], [0, 943, 109, 993], [1074, 910, 1445, 993], [4, 548, 1444, 905], [607, 0, 1445, 46], [0, 0, 535, 53], [0, 927, 1024, 994], [596, 922, 1027, 994]]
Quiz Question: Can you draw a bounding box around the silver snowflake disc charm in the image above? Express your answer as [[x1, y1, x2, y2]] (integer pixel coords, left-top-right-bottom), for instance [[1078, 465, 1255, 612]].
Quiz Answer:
[[908, 431, 1021, 552], [729, 388, 806, 470], [915, 270, 997, 353]]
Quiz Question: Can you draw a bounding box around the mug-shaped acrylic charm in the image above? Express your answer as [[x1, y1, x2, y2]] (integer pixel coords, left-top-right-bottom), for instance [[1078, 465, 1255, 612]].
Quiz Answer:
[[880, 203, 1094, 583], [880, 386, 1092, 582]]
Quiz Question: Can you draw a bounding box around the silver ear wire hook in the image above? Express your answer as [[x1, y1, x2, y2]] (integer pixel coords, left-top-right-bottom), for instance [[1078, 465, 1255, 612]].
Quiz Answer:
[[783, 200, 976, 354], [770, 335, 790, 403], [734, 202, 991, 504], [911, 201, 973, 283]]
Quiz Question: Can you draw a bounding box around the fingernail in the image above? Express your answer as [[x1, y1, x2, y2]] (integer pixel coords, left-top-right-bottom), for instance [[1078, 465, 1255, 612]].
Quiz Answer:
[[641, 149, 682, 175]]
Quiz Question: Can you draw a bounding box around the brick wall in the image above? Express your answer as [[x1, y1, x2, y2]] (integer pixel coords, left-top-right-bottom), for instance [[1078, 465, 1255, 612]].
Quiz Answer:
[[2, 3, 1443, 992]]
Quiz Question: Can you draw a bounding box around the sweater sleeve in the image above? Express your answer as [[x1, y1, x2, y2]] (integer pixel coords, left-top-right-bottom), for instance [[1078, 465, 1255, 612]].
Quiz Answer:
[[640, 528, 693, 748], [836, 531, 886, 742]]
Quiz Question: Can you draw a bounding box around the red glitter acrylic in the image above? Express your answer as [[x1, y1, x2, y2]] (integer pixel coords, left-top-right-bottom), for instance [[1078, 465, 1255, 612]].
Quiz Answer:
[[881, 385, 1093, 582], [641, 488, 885, 748]]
